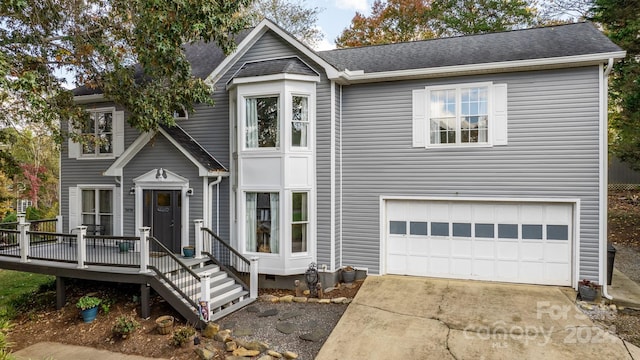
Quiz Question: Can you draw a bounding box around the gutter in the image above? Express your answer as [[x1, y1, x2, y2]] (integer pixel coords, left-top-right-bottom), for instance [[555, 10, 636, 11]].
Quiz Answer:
[[601, 58, 615, 300]]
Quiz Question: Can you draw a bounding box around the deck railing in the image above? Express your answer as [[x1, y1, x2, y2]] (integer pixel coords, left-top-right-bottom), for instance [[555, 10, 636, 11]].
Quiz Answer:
[[147, 236, 200, 310], [196, 221, 258, 299]]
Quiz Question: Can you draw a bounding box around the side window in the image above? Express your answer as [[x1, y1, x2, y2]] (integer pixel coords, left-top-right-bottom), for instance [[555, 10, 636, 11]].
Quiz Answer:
[[291, 96, 309, 147], [245, 97, 279, 148]]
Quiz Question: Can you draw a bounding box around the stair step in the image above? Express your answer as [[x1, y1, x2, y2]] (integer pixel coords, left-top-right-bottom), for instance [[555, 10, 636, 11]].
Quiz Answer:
[[193, 264, 220, 274], [210, 284, 243, 304], [210, 289, 249, 310]]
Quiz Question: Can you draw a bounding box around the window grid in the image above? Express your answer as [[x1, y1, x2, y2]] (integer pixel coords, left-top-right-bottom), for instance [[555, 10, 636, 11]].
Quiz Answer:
[[82, 111, 113, 155], [390, 220, 568, 241], [429, 85, 489, 146]]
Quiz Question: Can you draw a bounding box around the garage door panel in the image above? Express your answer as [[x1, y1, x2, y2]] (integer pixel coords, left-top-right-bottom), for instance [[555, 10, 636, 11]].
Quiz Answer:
[[386, 200, 573, 286]]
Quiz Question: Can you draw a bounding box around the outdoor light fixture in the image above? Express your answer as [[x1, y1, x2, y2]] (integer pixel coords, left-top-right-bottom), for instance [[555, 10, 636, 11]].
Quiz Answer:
[[129, 187, 135, 195]]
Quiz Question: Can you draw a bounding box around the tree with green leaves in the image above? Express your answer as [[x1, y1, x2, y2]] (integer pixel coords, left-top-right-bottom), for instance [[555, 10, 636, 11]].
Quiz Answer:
[[244, 0, 323, 47], [591, 0, 640, 169], [0, 0, 252, 140], [335, 0, 537, 48]]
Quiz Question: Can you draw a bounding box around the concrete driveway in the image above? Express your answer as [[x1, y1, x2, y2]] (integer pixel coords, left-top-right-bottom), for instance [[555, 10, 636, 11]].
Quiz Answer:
[[317, 276, 640, 360]]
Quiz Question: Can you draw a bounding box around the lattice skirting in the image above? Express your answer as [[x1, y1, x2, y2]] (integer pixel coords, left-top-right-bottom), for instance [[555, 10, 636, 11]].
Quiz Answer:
[[608, 183, 640, 191]]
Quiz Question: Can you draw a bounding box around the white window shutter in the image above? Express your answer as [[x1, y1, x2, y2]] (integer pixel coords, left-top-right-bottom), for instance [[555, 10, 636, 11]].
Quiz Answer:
[[493, 84, 508, 146], [412, 89, 426, 148], [113, 110, 125, 157], [68, 187, 79, 232], [113, 187, 122, 236], [68, 121, 80, 159]]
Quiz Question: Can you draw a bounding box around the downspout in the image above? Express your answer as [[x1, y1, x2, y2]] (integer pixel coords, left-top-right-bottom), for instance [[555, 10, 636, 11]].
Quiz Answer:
[[208, 176, 223, 234], [601, 58, 614, 300]]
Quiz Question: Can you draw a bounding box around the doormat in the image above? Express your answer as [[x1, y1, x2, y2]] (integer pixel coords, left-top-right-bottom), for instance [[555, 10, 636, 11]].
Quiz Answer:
[[150, 252, 168, 258]]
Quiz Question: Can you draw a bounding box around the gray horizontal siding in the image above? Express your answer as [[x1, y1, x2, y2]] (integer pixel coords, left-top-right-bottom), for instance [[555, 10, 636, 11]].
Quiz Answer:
[[340, 67, 601, 278]]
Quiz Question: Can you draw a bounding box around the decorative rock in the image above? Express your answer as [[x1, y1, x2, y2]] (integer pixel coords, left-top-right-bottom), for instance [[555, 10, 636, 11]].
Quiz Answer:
[[258, 356, 274, 360], [283, 351, 299, 359], [202, 322, 220, 338], [276, 322, 296, 334], [258, 308, 279, 317], [225, 341, 238, 352], [260, 294, 279, 303], [214, 329, 232, 342], [610, 304, 617, 311], [267, 350, 283, 358], [331, 297, 347, 304], [225, 356, 251, 360], [245, 306, 260, 313], [233, 347, 260, 357], [278, 311, 303, 321], [233, 327, 254, 337], [318, 299, 331, 304], [342, 298, 353, 304], [195, 347, 217, 360], [299, 329, 327, 342], [324, 287, 336, 293], [303, 290, 310, 295], [279, 295, 294, 303], [237, 339, 269, 353], [307, 298, 320, 303], [292, 297, 307, 303]]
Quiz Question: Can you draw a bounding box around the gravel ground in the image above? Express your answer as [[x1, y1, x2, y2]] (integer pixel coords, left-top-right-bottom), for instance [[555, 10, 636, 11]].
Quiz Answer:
[[217, 301, 348, 360], [612, 243, 640, 284]]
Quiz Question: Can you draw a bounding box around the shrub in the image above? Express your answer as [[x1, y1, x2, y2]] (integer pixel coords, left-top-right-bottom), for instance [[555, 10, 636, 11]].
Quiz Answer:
[[112, 316, 140, 339], [171, 326, 196, 347], [76, 296, 101, 311]]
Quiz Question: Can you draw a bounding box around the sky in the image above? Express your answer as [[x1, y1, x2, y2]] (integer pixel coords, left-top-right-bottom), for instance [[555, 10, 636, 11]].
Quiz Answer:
[[314, 0, 372, 50]]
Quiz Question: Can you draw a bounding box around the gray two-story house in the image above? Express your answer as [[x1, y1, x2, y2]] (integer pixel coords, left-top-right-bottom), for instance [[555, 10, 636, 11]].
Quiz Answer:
[[63, 19, 624, 299]]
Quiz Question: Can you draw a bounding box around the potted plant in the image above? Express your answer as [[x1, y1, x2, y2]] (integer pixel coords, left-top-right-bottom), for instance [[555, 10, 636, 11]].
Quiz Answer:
[[155, 315, 174, 335], [578, 279, 600, 301], [182, 245, 195, 258], [342, 266, 356, 284], [171, 326, 196, 347], [112, 315, 140, 339], [76, 295, 101, 323], [118, 241, 131, 253]]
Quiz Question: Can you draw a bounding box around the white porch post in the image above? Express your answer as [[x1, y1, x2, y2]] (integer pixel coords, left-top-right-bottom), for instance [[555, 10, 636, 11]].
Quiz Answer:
[[17, 215, 30, 263], [200, 271, 211, 304], [194, 219, 204, 259], [250, 257, 259, 299], [139, 227, 150, 273], [55, 215, 63, 234], [76, 225, 87, 268]]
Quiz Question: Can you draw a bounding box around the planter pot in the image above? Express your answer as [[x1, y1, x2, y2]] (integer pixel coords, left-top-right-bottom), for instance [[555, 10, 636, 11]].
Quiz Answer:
[[579, 285, 598, 301], [182, 246, 195, 258], [342, 269, 356, 284], [155, 315, 174, 335], [81, 306, 99, 323], [119, 242, 130, 253]]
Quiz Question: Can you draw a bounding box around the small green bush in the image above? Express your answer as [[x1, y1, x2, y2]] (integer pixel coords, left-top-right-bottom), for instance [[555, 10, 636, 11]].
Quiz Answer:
[[76, 296, 101, 311], [112, 316, 140, 339], [171, 326, 195, 347]]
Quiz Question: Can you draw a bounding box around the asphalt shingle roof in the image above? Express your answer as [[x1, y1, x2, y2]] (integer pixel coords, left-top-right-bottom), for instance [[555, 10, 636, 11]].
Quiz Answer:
[[231, 57, 319, 79], [318, 22, 622, 73], [160, 124, 227, 172]]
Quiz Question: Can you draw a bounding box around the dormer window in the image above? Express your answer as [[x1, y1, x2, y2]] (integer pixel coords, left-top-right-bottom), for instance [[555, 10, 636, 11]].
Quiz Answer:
[[173, 106, 188, 120]]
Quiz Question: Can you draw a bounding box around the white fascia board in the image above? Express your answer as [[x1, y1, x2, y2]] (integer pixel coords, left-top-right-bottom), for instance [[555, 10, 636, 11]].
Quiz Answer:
[[205, 19, 340, 86], [226, 73, 321, 90], [74, 94, 106, 104], [339, 51, 627, 84], [103, 131, 154, 177]]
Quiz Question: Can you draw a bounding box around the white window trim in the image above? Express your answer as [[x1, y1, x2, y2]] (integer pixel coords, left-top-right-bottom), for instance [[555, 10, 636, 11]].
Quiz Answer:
[[426, 81, 494, 148], [81, 107, 116, 157], [290, 190, 310, 256], [69, 184, 119, 235], [290, 93, 312, 150], [69, 107, 125, 160], [242, 190, 282, 257]]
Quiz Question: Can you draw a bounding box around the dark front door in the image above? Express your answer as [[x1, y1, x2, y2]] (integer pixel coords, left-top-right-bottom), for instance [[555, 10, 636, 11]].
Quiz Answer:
[[143, 190, 181, 253]]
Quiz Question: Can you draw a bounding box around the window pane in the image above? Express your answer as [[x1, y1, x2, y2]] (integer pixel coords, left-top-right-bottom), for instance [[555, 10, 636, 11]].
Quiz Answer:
[[389, 221, 406, 235], [100, 215, 112, 235], [99, 190, 112, 213], [98, 112, 112, 132], [522, 225, 543, 240], [157, 192, 170, 207], [257, 97, 279, 147], [475, 223, 494, 238], [498, 224, 518, 239], [82, 190, 95, 213], [547, 225, 569, 240], [430, 90, 455, 118], [453, 223, 471, 237], [292, 223, 307, 252], [431, 222, 449, 236], [292, 122, 308, 147], [82, 214, 95, 226], [292, 192, 307, 222], [410, 222, 428, 235], [247, 192, 279, 253], [292, 96, 308, 122]]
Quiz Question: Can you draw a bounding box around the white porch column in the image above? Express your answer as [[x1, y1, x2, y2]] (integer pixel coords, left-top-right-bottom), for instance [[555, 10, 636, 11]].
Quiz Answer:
[[194, 219, 204, 259], [250, 257, 259, 299], [200, 271, 211, 304], [55, 215, 63, 234], [17, 215, 30, 263], [139, 227, 150, 273], [76, 225, 87, 268]]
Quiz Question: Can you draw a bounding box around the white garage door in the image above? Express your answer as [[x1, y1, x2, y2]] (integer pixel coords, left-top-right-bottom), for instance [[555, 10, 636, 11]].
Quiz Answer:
[[385, 200, 573, 286]]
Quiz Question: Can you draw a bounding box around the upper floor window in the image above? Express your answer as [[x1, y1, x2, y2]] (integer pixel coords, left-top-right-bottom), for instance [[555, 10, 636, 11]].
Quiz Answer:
[[246, 96, 279, 148], [173, 106, 188, 120], [82, 110, 113, 155], [291, 96, 309, 147], [412, 82, 508, 148]]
